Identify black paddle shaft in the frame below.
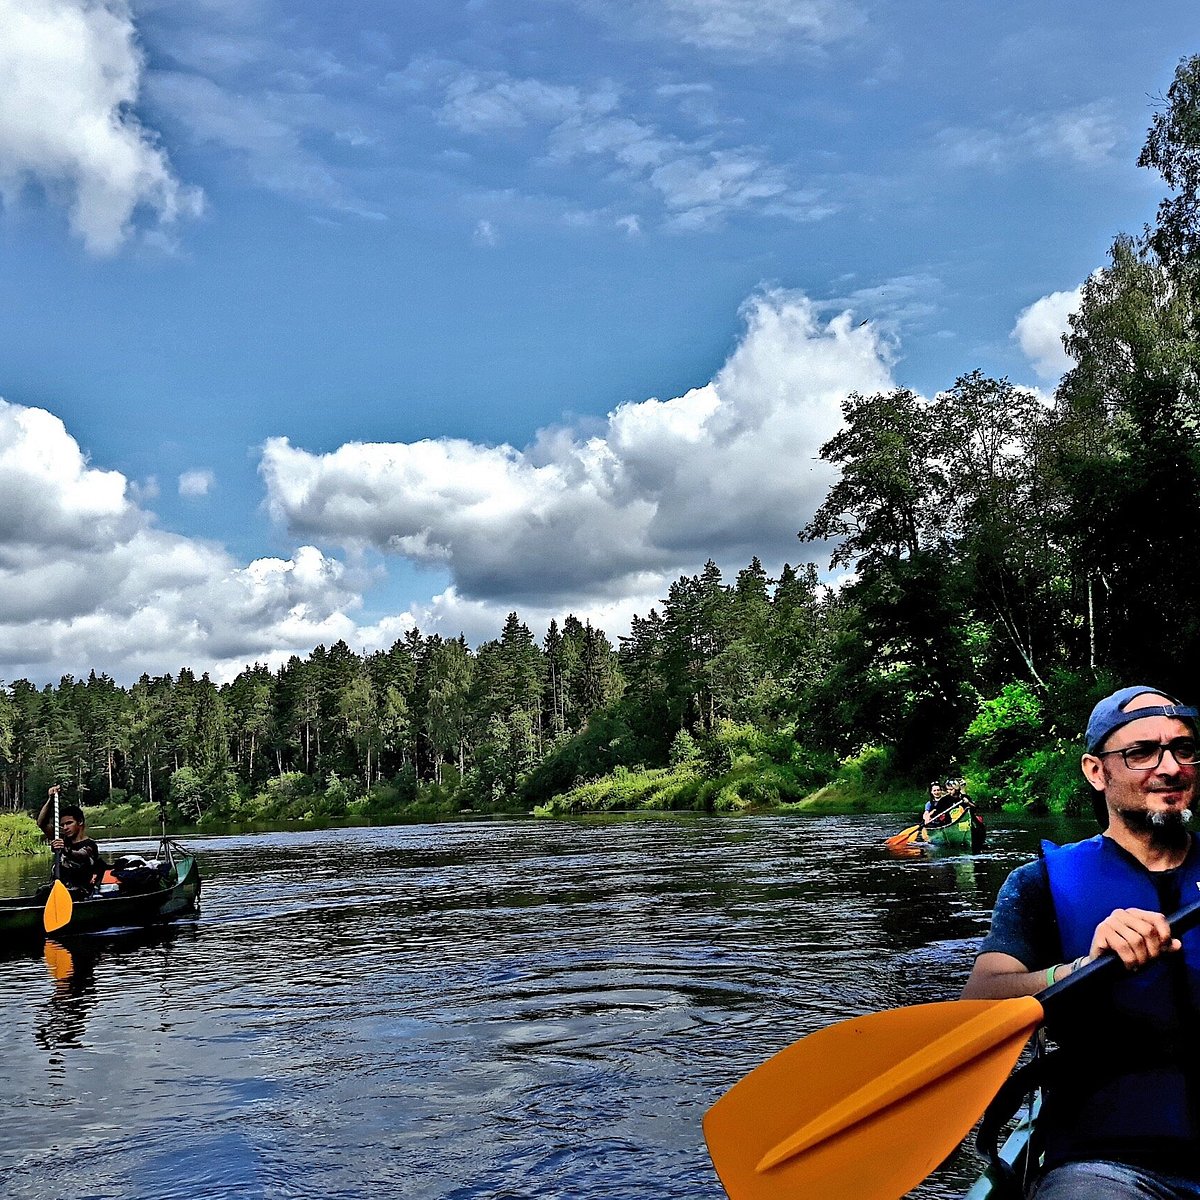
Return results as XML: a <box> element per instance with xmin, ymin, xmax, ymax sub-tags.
<box><xmin>1038</xmin><ymin>895</ymin><xmax>1200</xmax><ymax>1015</ymax></box>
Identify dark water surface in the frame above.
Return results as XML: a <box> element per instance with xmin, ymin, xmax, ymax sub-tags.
<box><xmin>0</xmin><ymin>813</ymin><xmax>1091</xmax><ymax>1199</ymax></box>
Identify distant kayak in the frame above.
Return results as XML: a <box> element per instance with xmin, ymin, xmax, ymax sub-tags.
<box><xmin>925</xmin><ymin>802</ymin><xmax>986</xmax><ymax>851</ymax></box>
<box><xmin>0</xmin><ymin>840</ymin><xmax>200</xmax><ymax>943</ymax></box>
<box><xmin>887</xmin><ymin>803</ymin><xmax>986</xmax><ymax>853</ymax></box>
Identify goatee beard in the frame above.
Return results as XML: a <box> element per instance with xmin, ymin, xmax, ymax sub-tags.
<box><xmin>1116</xmin><ymin>806</ymin><xmax>1193</xmax><ymax>847</ymax></box>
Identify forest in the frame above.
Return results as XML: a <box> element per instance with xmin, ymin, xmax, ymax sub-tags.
<box><xmin>3</xmin><ymin>55</ymin><xmax>1200</xmax><ymax>833</ymax></box>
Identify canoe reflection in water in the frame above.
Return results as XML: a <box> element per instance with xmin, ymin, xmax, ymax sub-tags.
<box><xmin>30</xmin><ymin>924</ymin><xmax>198</xmax><ymax>1068</ymax></box>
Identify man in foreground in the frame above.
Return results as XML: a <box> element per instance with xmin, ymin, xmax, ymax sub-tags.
<box><xmin>962</xmin><ymin>686</ymin><xmax>1200</xmax><ymax>1199</ymax></box>
<box><xmin>36</xmin><ymin>785</ymin><xmax>104</xmax><ymax>897</ymax></box>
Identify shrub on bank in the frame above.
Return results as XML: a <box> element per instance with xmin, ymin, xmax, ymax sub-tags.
<box><xmin>968</xmin><ymin>741</ymin><xmax>1094</xmax><ymax>819</ymax></box>
<box><xmin>791</xmin><ymin>745</ymin><xmax>928</xmax><ymax>815</ymax></box>
<box><xmin>536</xmin><ymin>724</ymin><xmax>831</xmax><ymax>815</ymax></box>
<box><xmin>0</xmin><ymin>812</ymin><xmax>46</xmax><ymax>856</ymax></box>
<box><xmin>535</xmin><ymin>762</ymin><xmax>704</xmax><ymax>815</ymax></box>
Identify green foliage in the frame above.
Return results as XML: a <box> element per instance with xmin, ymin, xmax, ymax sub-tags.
<box><xmin>540</xmin><ymin>721</ymin><xmax>830</xmax><ymax>816</ymax></box>
<box><xmin>536</xmin><ymin>762</ymin><xmax>703</xmax><ymax>815</ymax></box>
<box><xmin>170</xmin><ymin>763</ymin><xmax>239</xmax><ymax>826</ymax></box>
<box><xmin>89</xmin><ymin>800</ymin><xmax>162</xmax><ymax>834</ymax></box>
<box><xmin>0</xmin><ymin>812</ymin><xmax>45</xmax><ymax>856</ymax></box>
<box><xmin>1139</xmin><ymin>54</ymin><xmax>1200</xmax><ymax>266</ymax></box>
<box><xmin>263</xmin><ymin>771</ymin><xmax>317</xmax><ymax>806</ymax></box>
<box><xmin>969</xmin><ymin>742</ymin><xmax>1093</xmax><ymax>820</ymax></box>
<box><xmin>835</xmin><ymin>745</ymin><xmax>894</xmax><ymax>791</ymax></box>
<box><xmin>966</xmin><ymin>682</ymin><xmax>1044</xmax><ymax>764</ymax></box>
<box><xmin>669</xmin><ymin>728</ymin><xmax>701</xmax><ymax>766</ymax></box>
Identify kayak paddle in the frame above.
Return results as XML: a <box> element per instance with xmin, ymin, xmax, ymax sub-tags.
<box><xmin>43</xmin><ymin>787</ymin><xmax>72</xmax><ymax>935</ymax></box>
<box><xmin>703</xmin><ymin>894</ymin><xmax>1200</xmax><ymax>1200</ymax></box>
<box><xmin>884</xmin><ymin>824</ymin><xmax>921</xmax><ymax>848</ymax></box>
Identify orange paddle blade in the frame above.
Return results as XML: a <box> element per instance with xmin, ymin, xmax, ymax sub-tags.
<box><xmin>703</xmin><ymin>996</ymin><xmax>1044</xmax><ymax>1200</ymax></box>
<box><xmin>44</xmin><ymin>939</ymin><xmax>75</xmax><ymax>982</ymax></box>
<box><xmin>884</xmin><ymin>824</ymin><xmax>920</xmax><ymax>848</ymax></box>
<box><xmin>43</xmin><ymin>880</ymin><xmax>74</xmax><ymax>934</ymax></box>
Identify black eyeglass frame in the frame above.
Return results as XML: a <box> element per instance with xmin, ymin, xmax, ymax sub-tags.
<box><xmin>1092</xmin><ymin>738</ymin><xmax>1200</xmax><ymax>771</ymax></box>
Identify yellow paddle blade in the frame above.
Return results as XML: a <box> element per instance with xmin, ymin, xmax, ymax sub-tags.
<box><xmin>703</xmin><ymin>996</ymin><xmax>1044</xmax><ymax>1200</ymax></box>
<box><xmin>43</xmin><ymin>880</ymin><xmax>74</xmax><ymax>934</ymax></box>
<box><xmin>44</xmin><ymin>939</ymin><xmax>75</xmax><ymax>982</ymax></box>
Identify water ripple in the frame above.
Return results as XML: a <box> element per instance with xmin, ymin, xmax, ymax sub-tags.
<box><xmin>0</xmin><ymin>814</ymin><xmax>1074</xmax><ymax>1199</ymax></box>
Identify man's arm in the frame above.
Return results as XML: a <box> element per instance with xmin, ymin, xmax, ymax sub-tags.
<box><xmin>62</xmin><ymin>839</ymin><xmax>102</xmax><ymax>882</ymax></box>
<box><xmin>961</xmin><ymin>859</ymin><xmax>1064</xmax><ymax>999</ymax></box>
<box><xmin>962</xmin><ymin>950</ymin><xmax>1077</xmax><ymax>998</ymax></box>
<box><xmin>961</xmin><ymin>907</ymin><xmax>1180</xmax><ymax>999</ymax></box>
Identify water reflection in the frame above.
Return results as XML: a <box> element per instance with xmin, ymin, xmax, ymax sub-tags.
<box><xmin>23</xmin><ymin>926</ymin><xmax>199</xmax><ymax>1063</ymax></box>
<box><xmin>37</xmin><ymin>940</ymin><xmax>96</xmax><ymax>1058</ymax></box>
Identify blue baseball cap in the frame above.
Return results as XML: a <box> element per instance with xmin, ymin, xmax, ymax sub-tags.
<box><xmin>1084</xmin><ymin>686</ymin><xmax>1200</xmax><ymax>753</ymax></box>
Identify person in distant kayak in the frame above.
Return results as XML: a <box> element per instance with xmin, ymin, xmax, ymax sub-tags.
<box><xmin>962</xmin><ymin>685</ymin><xmax>1200</xmax><ymax>1199</ymax></box>
<box><xmin>37</xmin><ymin>786</ymin><xmax>104</xmax><ymax>897</ymax></box>
<box><xmin>922</xmin><ymin>780</ymin><xmax>961</xmax><ymax>826</ymax></box>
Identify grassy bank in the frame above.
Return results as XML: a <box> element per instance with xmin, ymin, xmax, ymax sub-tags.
<box><xmin>532</xmin><ymin>722</ymin><xmax>925</xmax><ymax>817</ymax></box>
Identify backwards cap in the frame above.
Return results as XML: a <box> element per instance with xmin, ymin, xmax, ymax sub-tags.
<box><xmin>1084</xmin><ymin>685</ymin><xmax>1200</xmax><ymax>753</ymax></box>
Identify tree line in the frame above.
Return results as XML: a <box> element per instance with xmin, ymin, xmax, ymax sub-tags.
<box><xmin>3</xmin><ymin>53</ymin><xmax>1200</xmax><ymax>825</ymax></box>
<box><xmin>0</xmin><ymin>563</ymin><xmax>832</xmax><ymax>822</ymax></box>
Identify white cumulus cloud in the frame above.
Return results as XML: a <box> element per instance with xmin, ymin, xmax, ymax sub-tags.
<box><xmin>0</xmin><ymin>292</ymin><xmax>911</xmax><ymax>680</ymax></box>
<box><xmin>0</xmin><ymin>397</ymin><xmax>378</xmax><ymax>683</ymax></box>
<box><xmin>179</xmin><ymin>468</ymin><xmax>215</xmax><ymax>498</ymax></box>
<box><xmin>1013</xmin><ymin>285</ymin><xmax>1083</xmax><ymax>380</ymax></box>
<box><xmin>0</xmin><ymin>0</ymin><xmax>202</xmax><ymax>254</ymax></box>
<box><xmin>260</xmin><ymin>290</ymin><xmax>897</xmax><ymax>612</ymax></box>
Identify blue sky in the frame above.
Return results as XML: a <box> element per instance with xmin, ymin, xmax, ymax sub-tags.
<box><xmin>0</xmin><ymin>0</ymin><xmax>1193</xmax><ymax>683</ymax></box>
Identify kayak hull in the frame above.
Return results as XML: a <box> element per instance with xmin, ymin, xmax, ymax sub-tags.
<box><xmin>0</xmin><ymin>847</ymin><xmax>200</xmax><ymax>944</ymax></box>
<box><xmin>962</xmin><ymin>1100</ymin><xmax>1038</xmax><ymax>1198</ymax></box>
<box><xmin>926</xmin><ymin>808</ymin><xmax>987</xmax><ymax>852</ymax></box>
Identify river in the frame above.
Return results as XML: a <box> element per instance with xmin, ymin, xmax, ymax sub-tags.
<box><xmin>0</xmin><ymin>812</ymin><xmax>1091</xmax><ymax>1199</ymax></box>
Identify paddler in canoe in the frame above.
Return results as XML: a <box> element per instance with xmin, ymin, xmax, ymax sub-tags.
<box><xmin>0</xmin><ymin>784</ymin><xmax>200</xmax><ymax>941</ymax></box>
<box><xmin>885</xmin><ymin>777</ymin><xmax>985</xmax><ymax>850</ymax></box>
<box><xmin>35</xmin><ymin>786</ymin><xmax>105</xmax><ymax>901</ymax></box>
<box><xmin>961</xmin><ymin>685</ymin><xmax>1200</xmax><ymax>1199</ymax></box>
<box><xmin>924</xmin><ymin>778</ymin><xmax>950</xmax><ymax>819</ymax></box>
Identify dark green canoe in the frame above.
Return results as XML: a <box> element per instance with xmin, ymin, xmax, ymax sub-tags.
<box><xmin>0</xmin><ymin>840</ymin><xmax>200</xmax><ymax>943</ymax></box>
<box><xmin>889</xmin><ymin>802</ymin><xmax>987</xmax><ymax>852</ymax></box>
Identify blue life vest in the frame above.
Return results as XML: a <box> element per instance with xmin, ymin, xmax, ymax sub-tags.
<box><xmin>1039</xmin><ymin>834</ymin><xmax>1200</xmax><ymax>1170</ymax></box>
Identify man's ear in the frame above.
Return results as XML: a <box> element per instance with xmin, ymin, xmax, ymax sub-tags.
<box><xmin>1081</xmin><ymin>753</ymin><xmax>1106</xmax><ymax>794</ymax></box>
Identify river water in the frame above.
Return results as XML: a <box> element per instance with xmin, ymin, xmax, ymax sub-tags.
<box><xmin>0</xmin><ymin>812</ymin><xmax>1090</xmax><ymax>1200</ymax></box>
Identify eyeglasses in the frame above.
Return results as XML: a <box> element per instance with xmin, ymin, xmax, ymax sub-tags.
<box><xmin>1093</xmin><ymin>738</ymin><xmax>1200</xmax><ymax>771</ymax></box>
